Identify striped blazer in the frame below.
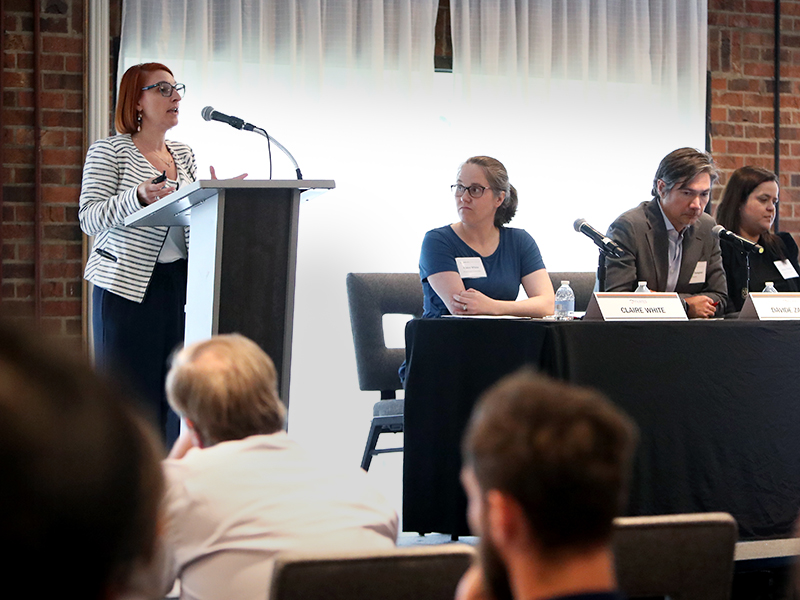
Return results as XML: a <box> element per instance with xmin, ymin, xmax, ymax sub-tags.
<box><xmin>79</xmin><ymin>134</ymin><xmax>197</xmax><ymax>303</ymax></box>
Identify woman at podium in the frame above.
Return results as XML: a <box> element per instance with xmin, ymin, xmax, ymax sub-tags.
<box><xmin>716</xmin><ymin>165</ymin><xmax>800</xmax><ymax>312</ymax></box>
<box><xmin>78</xmin><ymin>62</ymin><xmax>195</xmax><ymax>444</ymax></box>
<box><xmin>419</xmin><ymin>156</ymin><xmax>554</xmax><ymax>318</ymax></box>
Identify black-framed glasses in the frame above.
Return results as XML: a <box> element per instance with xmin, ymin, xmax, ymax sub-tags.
<box><xmin>141</xmin><ymin>81</ymin><xmax>186</xmax><ymax>98</ymax></box>
<box><xmin>451</xmin><ymin>183</ymin><xmax>490</xmax><ymax>198</ymax></box>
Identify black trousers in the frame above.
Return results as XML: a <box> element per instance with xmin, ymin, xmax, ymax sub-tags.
<box><xmin>92</xmin><ymin>259</ymin><xmax>187</xmax><ymax>446</ymax></box>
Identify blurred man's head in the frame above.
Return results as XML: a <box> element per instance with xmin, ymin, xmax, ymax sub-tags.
<box><xmin>166</xmin><ymin>334</ymin><xmax>286</xmax><ymax>447</ymax></box>
<box><xmin>461</xmin><ymin>370</ymin><xmax>637</xmax><ymax>600</ymax></box>
<box><xmin>0</xmin><ymin>320</ymin><xmax>164</xmax><ymax>599</ymax></box>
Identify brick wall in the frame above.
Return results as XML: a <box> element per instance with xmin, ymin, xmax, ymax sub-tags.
<box><xmin>708</xmin><ymin>0</ymin><xmax>800</xmax><ymax>239</ymax></box>
<box><xmin>2</xmin><ymin>0</ymin><xmax>84</xmax><ymax>340</ymax></box>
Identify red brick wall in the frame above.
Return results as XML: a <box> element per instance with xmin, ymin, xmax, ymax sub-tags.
<box><xmin>2</xmin><ymin>0</ymin><xmax>84</xmax><ymax>339</ymax></box>
<box><xmin>708</xmin><ymin>0</ymin><xmax>800</xmax><ymax>239</ymax></box>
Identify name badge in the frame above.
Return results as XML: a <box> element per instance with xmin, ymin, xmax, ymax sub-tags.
<box><xmin>688</xmin><ymin>261</ymin><xmax>707</xmax><ymax>285</ymax></box>
<box><xmin>584</xmin><ymin>292</ymin><xmax>688</xmax><ymax>321</ymax></box>
<box><xmin>455</xmin><ymin>257</ymin><xmax>487</xmax><ymax>279</ymax></box>
<box><xmin>774</xmin><ymin>260</ymin><xmax>799</xmax><ymax>280</ymax></box>
<box><xmin>740</xmin><ymin>292</ymin><xmax>800</xmax><ymax>320</ymax></box>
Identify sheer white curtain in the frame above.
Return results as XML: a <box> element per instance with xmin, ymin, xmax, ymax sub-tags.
<box><xmin>118</xmin><ymin>1</ymin><xmax>706</xmax><ymax>478</ymax></box>
<box><xmin>447</xmin><ymin>0</ymin><xmax>707</xmax><ymax>269</ymax></box>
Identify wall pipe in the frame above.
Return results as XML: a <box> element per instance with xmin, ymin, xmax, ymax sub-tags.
<box><xmin>774</xmin><ymin>0</ymin><xmax>781</xmax><ymax>232</ymax></box>
<box><xmin>34</xmin><ymin>0</ymin><xmax>43</xmax><ymax>321</ymax></box>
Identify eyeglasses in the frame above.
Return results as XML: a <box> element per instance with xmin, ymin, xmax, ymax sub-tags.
<box><xmin>141</xmin><ymin>81</ymin><xmax>186</xmax><ymax>98</ymax></box>
<box><xmin>451</xmin><ymin>183</ymin><xmax>491</xmax><ymax>198</ymax></box>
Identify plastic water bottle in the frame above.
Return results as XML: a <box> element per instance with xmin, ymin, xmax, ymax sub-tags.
<box><xmin>554</xmin><ymin>280</ymin><xmax>575</xmax><ymax>320</ymax></box>
<box><xmin>763</xmin><ymin>281</ymin><xmax>778</xmax><ymax>293</ymax></box>
<box><xmin>635</xmin><ymin>281</ymin><xmax>650</xmax><ymax>293</ymax></box>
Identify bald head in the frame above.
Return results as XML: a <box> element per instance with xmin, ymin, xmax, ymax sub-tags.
<box><xmin>166</xmin><ymin>334</ymin><xmax>286</xmax><ymax>446</ymax></box>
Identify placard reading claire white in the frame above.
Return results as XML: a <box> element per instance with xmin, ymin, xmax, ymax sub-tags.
<box><xmin>739</xmin><ymin>293</ymin><xmax>800</xmax><ymax>320</ymax></box>
<box><xmin>584</xmin><ymin>292</ymin><xmax>688</xmax><ymax>321</ymax></box>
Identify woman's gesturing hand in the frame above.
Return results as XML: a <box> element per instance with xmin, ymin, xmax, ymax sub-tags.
<box><xmin>137</xmin><ymin>177</ymin><xmax>176</xmax><ymax>206</ymax></box>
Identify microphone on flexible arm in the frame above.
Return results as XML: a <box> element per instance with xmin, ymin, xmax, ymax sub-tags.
<box><xmin>201</xmin><ymin>106</ymin><xmax>254</xmax><ymax>131</ymax></box>
<box><xmin>201</xmin><ymin>106</ymin><xmax>303</xmax><ymax>179</ymax></box>
<box><xmin>573</xmin><ymin>219</ymin><xmax>625</xmax><ymax>258</ymax></box>
<box><xmin>712</xmin><ymin>224</ymin><xmax>764</xmax><ymax>254</ymax></box>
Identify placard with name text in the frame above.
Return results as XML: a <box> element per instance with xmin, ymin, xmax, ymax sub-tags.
<box><xmin>584</xmin><ymin>292</ymin><xmax>688</xmax><ymax>321</ymax></box>
<box><xmin>739</xmin><ymin>292</ymin><xmax>800</xmax><ymax>320</ymax></box>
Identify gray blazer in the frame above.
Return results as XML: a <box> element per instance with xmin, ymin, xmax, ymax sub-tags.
<box><xmin>602</xmin><ymin>199</ymin><xmax>728</xmax><ymax>314</ymax></box>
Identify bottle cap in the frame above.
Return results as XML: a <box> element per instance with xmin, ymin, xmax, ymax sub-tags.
<box><xmin>638</xmin><ymin>281</ymin><xmax>647</xmax><ymax>286</ymax></box>
<box><xmin>561</xmin><ymin>280</ymin><xmax>569</xmax><ymax>285</ymax></box>
<box><xmin>766</xmin><ymin>282</ymin><xmax>774</xmax><ymax>286</ymax></box>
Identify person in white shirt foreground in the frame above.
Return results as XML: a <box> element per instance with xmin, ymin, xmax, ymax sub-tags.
<box><xmin>153</xmin><ymin>333</ymin><xmax>398</xmax><ymax>600</ymax></box>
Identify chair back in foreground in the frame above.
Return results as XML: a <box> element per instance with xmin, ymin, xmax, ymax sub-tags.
<box><xmin>268</xmin><ymin>545</ymin><xmax>475</xmax><ymax>600</ymax></box>
<box><xmin>612</xmin><ymin>512</ymin><xmax>737</xmax><ymax>600</ymax></box>
<box><xmin>346</xmin><ymin>273</ymin><xmax>423</xmax><ymax>470</ymax></box>
<box><xmin>548</xmin><ymin>271</ymin><xmax>596</xmax><ymax>312</ymax></box>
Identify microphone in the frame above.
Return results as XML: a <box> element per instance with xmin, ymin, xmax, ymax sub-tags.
<box><xmin>573</xmin><ymin>219</ymin><xmax>625</xmax><ymax>258</ymax></box>
<box><xmin>201</xmin><ymin>106</ymin><xmax>255</xmax><ymax>131</ymax></box>
<box><xmin>201</xmin><ymin>106</ymin><xmax>304</xmax><ymax>180</ymax></box>
<box><xmin>712</xmin><ymin>225</ymin><xmax>764</xmax><ymax>254</ymax></box>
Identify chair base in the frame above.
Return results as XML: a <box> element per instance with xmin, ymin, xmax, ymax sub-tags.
<box><xmin>361</xmin><ymin>414</ymin><xmax>403</xmax><ymax>471</ymax></box>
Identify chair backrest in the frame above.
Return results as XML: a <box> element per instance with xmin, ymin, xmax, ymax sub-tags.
<box><xmin>612</xmin><ymin>512</ymin><xmax>737</xmax><ymax>600</ymax></box>
<box><xmin>268</xmin><ymin>545</ymin><xmax>475</xmax><ymax>600</ymax></box>
<box><xmin>346</xmin><ymin>273</ymin><xmax>424</xmax><ymax>393</ymax></box>
<box><xmin>549</xmin><ymin>271</ymin><xmax>596</xmax><ymax>312</ymax></box>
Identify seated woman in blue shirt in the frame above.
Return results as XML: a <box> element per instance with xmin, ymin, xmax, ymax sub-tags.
<box><xmin>420</xmin><ymin>156</ymin><xmax>555</xmax><ymax>318</ymax></box>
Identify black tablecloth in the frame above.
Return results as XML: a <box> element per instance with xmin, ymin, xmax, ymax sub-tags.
<box><xmin>403</xmin><ymin>318</ymin><xmax>800</xmax><ymax>540</ymax></box>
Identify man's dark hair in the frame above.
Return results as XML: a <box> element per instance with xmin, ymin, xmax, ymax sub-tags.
<box><xmin>0</xmin><ymin>320</ymin><xmax>164</xmax><ymax>599</ymax></box>
<box><xmin>652</xmin><ymin>147</ymin><xmax>719</xmax><ymax>200</ymax></box>
<box><xmin>463</xmin><ymin>370</ymin><xmax>637</xmax><ymax>552</ymax></box>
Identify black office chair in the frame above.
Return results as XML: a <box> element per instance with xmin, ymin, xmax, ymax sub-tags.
<box><xmin>268</xmin><ymin>545</ymin><xmax>475</xmax><ymax>600</ymax></box>
<box><xmin>346</xmin><ymin>273</ymin><xmax>423</xmax><ymax>471</ymax></box>
<box><xmin>548</xmin><ymin>271</ymin><xmax>596</xmax><ymax>312</ymax></box>
<box><xmin>612</xmin><ymin>512</ymin><xmax>737</xmax><ymax>600</ymax></box>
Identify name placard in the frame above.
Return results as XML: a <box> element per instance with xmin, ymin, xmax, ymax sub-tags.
<box><xmin>739</xmin><ymin>292</ymin><xmax>800</xmax><ymax>320</ymax></box>
<box><xmin>584</xmin><ymin>292</ymin><xmax>688</xmax><ymax>321</ymax></box>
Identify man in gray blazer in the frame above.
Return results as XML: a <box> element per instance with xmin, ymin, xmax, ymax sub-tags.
<box><xmin>603</xmin><ymin>148</ymin><xmax>728</xmax><ymax>318</ymax></box>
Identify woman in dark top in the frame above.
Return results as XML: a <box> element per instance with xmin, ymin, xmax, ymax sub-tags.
<box><xmin>716</xmin><ymin>166</ymin><xmax>800</xmax><ymax>312</ymax></box>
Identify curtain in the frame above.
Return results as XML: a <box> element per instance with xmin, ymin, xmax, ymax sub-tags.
<box><xmin>120</xmin><ymin>1</ymin><xmax>437</xmax><ymax>91</ymax></box>
<box><xmin>450</xmin><ymin>0</ymin><xmax>705</xmax><ymax>112</ymax></box>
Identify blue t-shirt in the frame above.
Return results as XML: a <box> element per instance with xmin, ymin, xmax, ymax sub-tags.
<box><xmin>419</xmin><ymin>225</ymin><xmax>546</xmax><ymax>318</ymax></box>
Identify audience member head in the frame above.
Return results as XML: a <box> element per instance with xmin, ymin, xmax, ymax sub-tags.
<box><xmin>0</xmin><ymin>320</ymin><xmax>164</xmax><ymax>599</ymax></box>
<box><xmin>461</xmin><ymin>370</ymin><xmax>637</xmax><ymax>600</ymax></box>
<box><xmin>115</xmin><ymin>62</ymin><xmax>175</xmax><ymax>134</ymax></box>
<box><xmin>716</xmin><ymin>166</ymin><xmax>781</xmax><ymax>252</ymax></box>
<box><xmin>460</xmin><ymin>156</ymin><xmax>518</xmax><ymax>227</ymax></box>
<box><xmin>166</xmin><ymin>334</ymin><xmax>286</xmax><ymax>447</ymax></box>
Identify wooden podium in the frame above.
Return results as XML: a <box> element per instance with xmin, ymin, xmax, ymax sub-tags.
<box><xmin>125</xmin><ymin>179</ymin><xmax>335</xmax><ymax>404</ymax></box>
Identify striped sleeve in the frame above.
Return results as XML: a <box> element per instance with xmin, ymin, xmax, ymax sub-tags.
<box><xmin>78</xmin><ymin>138</ymin><xmax>148</xmax><ymax>236</ymax></box>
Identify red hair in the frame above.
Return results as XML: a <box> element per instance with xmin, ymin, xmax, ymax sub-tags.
<box><xmin>115</xmin><ymin>63</ymin><xmax>174</xmax><ymax>134</ymax></box>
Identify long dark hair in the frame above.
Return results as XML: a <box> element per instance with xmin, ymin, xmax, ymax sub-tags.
<box><xmin>716</xmin><ymin>166</ymin><xmax>784</xmax><ymax>259</ymax></box>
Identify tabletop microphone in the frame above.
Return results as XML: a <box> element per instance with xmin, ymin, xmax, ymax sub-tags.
<box><xmin>573</xmin><ymin>218</ymin><xmax>624</xmax><ymax>258</ymax></box>
<box><xmin>201</xmin><ymin>106</ymin><xmax>255</xmax><ymax>131</ymax></box>
<box><xmin>712</xmin><ymin>225</ymin><xmax>764</xmax><ymax>254</ymax></box>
